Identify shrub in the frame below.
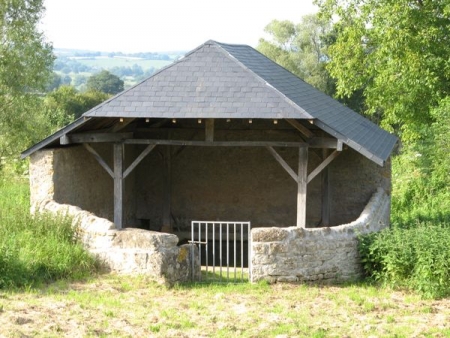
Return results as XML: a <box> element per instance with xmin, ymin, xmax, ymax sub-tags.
<box><xmin>359</xmin><ymin>222</ymin><xmax>450</xmax><ymax>299</ymax></box>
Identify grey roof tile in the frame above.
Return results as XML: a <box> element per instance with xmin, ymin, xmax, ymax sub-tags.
<box><xmin>23</xmin><ymin>40</ymin><xmax>397</xmax><ymax>165</ymax></box>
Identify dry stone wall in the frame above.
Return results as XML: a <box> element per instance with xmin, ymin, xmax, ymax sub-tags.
<box><xmin>251</xmin><ymin>188</ymin><xmax>390</xmax><ymax>283</ymax></box>
<box><xmin>32</xmin><ymin>199</ymin><xmax>200</xmax><ymax>285</ymax></box>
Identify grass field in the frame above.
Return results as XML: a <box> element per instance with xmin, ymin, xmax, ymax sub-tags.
<box><xmin>73</xmin><ymin>57</ymin><xmax>173</xmax><ymax>71</ymax></box>
<box><xmin>1</xmin><ymin>275</ymin><xmax>450</xmax><ymax>337</ymax></box>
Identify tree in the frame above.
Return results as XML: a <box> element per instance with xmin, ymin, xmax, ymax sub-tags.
<box><xmin>316</xmin><ymin>0</ymin><xmax>450</xmax><ymax>140</ymax></box>
<box><xmin>0</xmin><ymin>0</ymin><xmax>54</xmax><ymax>159</ymax></box>
<box><xmin>45</xmin><ymin>72</ymin><xmax>62</xmax><ymax>92</ymax></box>
<box><xmin>257</xmin><ymin>15</ymin><xmax>335</xmax><ymax>95</ymax></box>
<box><xmin>44</xmin><ymin>85</ymin><xmax>110</xmax><ymax>120</ymax></box>
<box><xmin>86</xmin><ymin>70</ymin><xmax>124</xmax><ymax>94</ymax></box>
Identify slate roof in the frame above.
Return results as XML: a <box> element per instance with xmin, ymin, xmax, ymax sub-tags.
<box><xmin>22</xmin><ymin>40</ymin><xmax>397</xmax><ymax>165</ymax></box>
<box><xmin>84</xmin><ymin>41</ymin><xmax>312</xmax><ymax>120</ymax></box>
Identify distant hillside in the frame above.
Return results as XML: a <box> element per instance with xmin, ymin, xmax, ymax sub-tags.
<box><xmin>52</xmin><ymin>48</ymin><xmax>185</xmax><ymax>90</ymax></box>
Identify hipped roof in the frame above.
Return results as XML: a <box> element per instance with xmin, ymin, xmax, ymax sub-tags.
<box><xmin>22</xmin><ymin>40</ymin><xmax>397</xmax><ymax>165</ymax></box>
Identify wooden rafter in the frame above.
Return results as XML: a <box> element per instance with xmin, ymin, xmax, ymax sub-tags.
<box><xmin>109</xmin><ymin>118</ymin><xmax>135</xmax><ymax>132</ymax></box>
<box><xmin>285</xmin><ymin>119</ymin><xmax>315</xmax><ymax>139</ymax></box>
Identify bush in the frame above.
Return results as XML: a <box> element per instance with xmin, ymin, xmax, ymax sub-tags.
<box><xmin>0</xmin><ymin>177</ymin><xmax>99</xmax><ymax>289</ymax></box>
<box><xmin>359</xmin><ymin>222</ymin><xmax>450</xmax><ymax>299</ymax></box>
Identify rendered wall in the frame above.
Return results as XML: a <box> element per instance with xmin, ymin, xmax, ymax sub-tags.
<box><xmin>250</xmin><ymin>188</ymin><xmax>390</xmax><ymax>283</ymax></box>
<box><xmin>30</xmin><ymin>146</ymin><xmax>136</xmax><ymax>226</ymax></box>
<box><xmin>134</xmin><ymin>142</ymin><xmax>391</xmax><ymax>231</ymax></box>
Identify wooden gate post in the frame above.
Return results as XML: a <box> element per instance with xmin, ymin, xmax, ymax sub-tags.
<box><xmin>114</xmin><ymin>143</ymin><xmax>124</xmax><ymax>229</ymax></box>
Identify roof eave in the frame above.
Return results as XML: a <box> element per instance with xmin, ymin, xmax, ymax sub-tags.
<box><xmin>313</xmin><ymin>119</ymin><xmax>396</xmax><ymax>167</ymax></box>
<box><xmin>20</xmin><ymin>117</ymin><xmax>92</xmax><ymax>159</ymax></box>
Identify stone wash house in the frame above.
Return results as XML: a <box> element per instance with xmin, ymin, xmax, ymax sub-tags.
<box><xmin>22</xmin><ymin>40</ymin><xmax>397</xmax><ymax>283</ymax></box>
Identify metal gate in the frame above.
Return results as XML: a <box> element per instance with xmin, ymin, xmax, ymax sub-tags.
<box><xmin>190</xmin><ymin>221</ymin><xmax>251</xmax><ymax>283</ymax></box>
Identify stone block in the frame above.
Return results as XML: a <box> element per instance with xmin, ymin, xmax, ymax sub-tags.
<box><xmin>252</xmin><ymin>227</ymin><xmax>290</xmax><ymax>242</ymax></box>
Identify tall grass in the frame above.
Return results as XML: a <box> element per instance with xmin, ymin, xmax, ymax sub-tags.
<box><xmin>0</xmin><ymin>176</ymin><xmax>99</xmax><ymax>289</ymax></box>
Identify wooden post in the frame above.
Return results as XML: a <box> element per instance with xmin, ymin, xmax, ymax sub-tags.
<box><xmin>205</xmin><ymin>119</ymin><xmax>214</xmax><ymax>142</ymax></box>
<box><xmin>321</xmin><ymin>149</ymin><xmax>330</xmax><ymax>226</ymax></box>
<box><xmin>161</xmin><ymin>145</ymin><xmax>172</xmax><ymax>233</ymax></box>
<box><xmin>297</xmin><ymin>146</ymin><xmax>308</xmax><ymax>228</ymax></box>
<box><xmin>113</xmin><ymin>143</ymin><xmax>124</xmax><ymax>229</ymax></box>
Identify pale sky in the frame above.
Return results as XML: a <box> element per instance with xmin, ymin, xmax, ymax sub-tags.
<box><xmin>41</xmin><ymin>0</ymin><xmax>317</xmax><ymax>53</ymax></box>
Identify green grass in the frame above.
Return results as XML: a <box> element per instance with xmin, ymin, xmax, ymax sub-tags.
<box><xmin>0</xmin><ymin>175</ymin><xmax>99</xmax><ymax>289</ymax></box>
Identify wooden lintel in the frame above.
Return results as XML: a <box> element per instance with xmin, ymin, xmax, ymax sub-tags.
<box><xmin>113</xmin><ymin>143</ymin><xmax>124</xmax><ymax>229</ymax></box>
<box><xmin>123</xmin><ymin>144</ymin><xmax>156</xmax><ymax>179</ymax></box>
<box><xmin>65</xmin><ymin>132</ymin><xmax>134</xmax><ymax>144</ymax></box>
<box><xmin>83</xmin><ymin>143</ymin><xmax>114</xmax><ymax>178</ymax></box>
<box><xmin>307</xmin><ymin>150</ymin><xmax>340</xmax><ymax>184</ymax></box>
<box><xmin>297</xmin><ymin>146</ymin><xmax>308</xmax><ymax>228</ymax></box>
<box><xmin>125</xmin><ymin>139</ymin><xmax>307</xmax><ymax>148</ymax></box>
<box><xmin>308</xmin><ymin>137</ymin><xmax>341</xmax><ymax>149</ymax></box>
<box><xmin>286</xmin><ymin>119</ymin><xmax>315</xmax><ymax>139</ymax></box>
<box><xmin>266</xmin><ymin>146</ymin><xmax>298</xmax><ymax>182</ymax></box>
<box><xmin>110</xmin><ymin>118</ymin><xmax>135</xmax><ymax>132</ymax></box>
<box><xmin>205</xmin><ymin>119</ymin><xmax>214</xmax><ymax>142</ymax></box>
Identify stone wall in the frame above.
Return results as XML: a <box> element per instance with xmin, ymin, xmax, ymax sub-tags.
<box><xmin>250</xmin><ymin>188</ymin><xmax>390</xmax><ymax>283</ymax></box>
<box><xmin>32</xmin><ymin>198</ymin><xmax>200</xmax><ymax>285</ymax></box>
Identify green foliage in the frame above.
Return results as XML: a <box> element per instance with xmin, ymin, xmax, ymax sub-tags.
<box><xmin>359</xmin><ymin>222</ymin><xmax>450</xmax><ymax>299</ymax></box>
<box><xmin>44</xmin><ymin>85</ymin><xmax>110</xmax><ymax>120</ymax></box>
<box><xmin>0</xmin><ymin>0</ymin><xmax>54</xmax><ymax>94</ymax></box>
<box><xmin>359</xmin><ymin>97</ymin><xmax>450</xmax><ymax>298</ymax></box>
<box><xmin>86</xmin><ymin>70</ymin><xmax>124</xmax><ymax>94</ymax></box>
<box><xmin>0</xmin><ymin>0</ymin><xmax>54</xmax><ymax>159</ymax></box>
<box><xmin>257</xmin><ymin>15</ymin><xmax>336</xmax><ymax>95</ymax></box>
<box><xmin>0</xmin><ymin>178</ymin><xmax>99</xmax><ymax>289</ymax></box>
<box><xmin>316</xmin><ymin>0</ymin><xmax>450</xmax><ymax>140</ymax></box>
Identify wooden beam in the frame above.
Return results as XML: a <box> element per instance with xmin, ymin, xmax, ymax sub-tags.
<box><xmin>205</xmin><ymin>119</ymin><xmax>214</xmax><ymax>142</ymax></box>
<box><xmin>123</xmin><ymin>144</ymin><xmax>156</xmax><ymax>179</ymax></box>
<box><xmin>321</xmin><ymin>149</ymin><xmax>330</xmax><ymax>227</ymax></box>
<box><xmin>83</xmin><ymin>143</ymin><xmax>114</xmax><ymax>178</ymax></box>
<box><xmin>110</xmin><ymin>118</ymin><xmax>135</xmax><ymax>132</ymax></box>
<box><xmin>297</xmin><ymin>146</ymin><xmax>308</xmax><ymax>228</ymax></box>
<box><xmin>113</xmin><ymin>143</ymin><xmax>124</xmax><ymax>229</ymax></box>
<box><xmin>286</xmin><ymin>119</ymin><xmax>315</xmax><ymax>139</ymax></box>
<box><xmin>64</xmin><ymin>132</ymin><xmax>133</xmax><ymax>144</ymax></box>
<box><xmin>125</xmin><ymin>139</ymin><xmax>307</xmax><ymax>148</ymax></box>
<box><xmin>266</xmin><ymin>146</ymin><xmax>298</xmax><ymax>182</ymax></box>
<box><xmin>308</xmin><ymin>137</ymin><xmax>340</xmax><ymax>149</ymax></box>
<box><xmin>307</xmin><ymin>150</ymin><xmax>340</xmax><ymax>184</ymax></box>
